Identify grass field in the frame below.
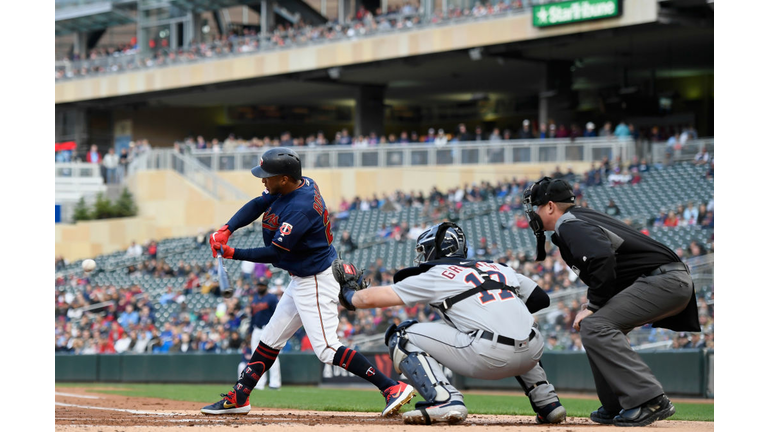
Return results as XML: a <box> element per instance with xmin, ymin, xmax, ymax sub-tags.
<box><xmin>57</xmin><ymin>383</ymin><xmax>714</xmax><ymax>422</ymax></box>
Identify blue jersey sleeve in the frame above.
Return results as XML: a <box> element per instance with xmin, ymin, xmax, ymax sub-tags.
<box><xmin>270</xmin><ymin>211</ymin><xmax>311</xmax><ymax>252</ymax></box>
<box><xmin>227</xmin><ymin>191</ymin><xmax>278</xmax><ymax>232</ymax></box>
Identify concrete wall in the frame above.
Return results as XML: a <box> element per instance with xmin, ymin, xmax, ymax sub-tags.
<box><xmin>55</xmin><ymin>170</ymin><xmax>244</xmax><ymax>261</ymax></box>
<box><xmin>55</xmin><ymin>162</ymin><xmax>590</xmax><ymax>261</ymax></box>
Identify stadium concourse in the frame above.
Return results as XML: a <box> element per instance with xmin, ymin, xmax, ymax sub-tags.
<box><xmin>55</xmin><ymin>157</ymin><xmax>714</xmax><ymax>357</ymax></box>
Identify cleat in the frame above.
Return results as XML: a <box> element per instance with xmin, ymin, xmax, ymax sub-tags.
<box><xmin>201</xmin><ymin>388</ymin><xmax>251</xmax><ymax>415</ymax></box>
<box><xmin>590</xmin><ymin>406</ymin><xmax>620</xmax><ymax>424</ymax></box>
<box><xmin>403</xmin><ymin>400</ymin><xmax>468</xmax><ymax>425</ymax></box>
<box><xmin>536</xmin><ymin>400</ymin><xmax>566</xmax><ymax>424</ymax></box>
<box><xmin>381</xmin><ymin>381</ymin><xmax>416</xmax><ymax>416</ymax></box>
<box><xmin>614</xmin><ymin>395</ymin><xmax>676</xmax><ymax>427</ymax></box>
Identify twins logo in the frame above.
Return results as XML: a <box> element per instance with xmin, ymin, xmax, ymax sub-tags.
<box><xmin>366</xmin><ymin>367</ymin><xmax>375</xmax><ymax>377</ymax></box>
<box><xmin>279</xmin><ymin>222</ymin><xmax>293</xmax><ymax>236</ymax></box>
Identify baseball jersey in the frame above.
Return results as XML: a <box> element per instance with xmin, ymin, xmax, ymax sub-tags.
<box><xmin>250</xmin><ymin>292</ymin><xmax>279</xmax><ymax>331</ymax></box>
<box><xmin>393</xmin><ymin>260</ymin><xmax>536</xmax><ymax>341</ymax></box>
<box><xmin>230</xmin><ymin>177</ymin><xmax>337</xmax><ymax>277</ymax></box>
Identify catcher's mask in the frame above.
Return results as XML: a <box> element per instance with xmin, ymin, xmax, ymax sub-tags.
<box><xmin>523</xmin><ymin>177</ymin><xmax>575</xmax><ymax>261</ymax></box>
<box><xmin>414</xmin><ymin>222</ymin><xmax>467</xmax><ymax>264</ymax></box>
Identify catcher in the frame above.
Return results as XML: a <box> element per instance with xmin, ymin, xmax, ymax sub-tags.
<box><xmin>332</xmin><ymin>222</ymin><xmax>566</xmax><ymax>425</ymax></box>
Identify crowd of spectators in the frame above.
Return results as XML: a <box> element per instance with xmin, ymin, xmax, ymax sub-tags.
<box><xmin>55</xmin><ymin>139</ymin><xmax>153</xmax><ymax>184</ymax></box>
<box><xmin>55</xmin><ymin>223</ymin><xmax>714</xmax><ymax>356</ymax></box>
<box><xmin>56</xmin><ymin>1</ymin><xmax>527</xmax><ymax>80</ymax></box>
<box><xmin>171</xmin><ymin>119</ymin><xmax>699</xmax><ymax>156</ymax></box>
<box><xmin>55</xmin><ymin>157</ymin><xmax>714</xmax><ymax>356</ymax></box>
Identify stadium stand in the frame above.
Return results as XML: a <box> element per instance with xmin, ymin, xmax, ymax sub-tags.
<box><xmin>55</xmin><ymin>159</ymin><xmax>714</xmax><ymax>356</ymax></box>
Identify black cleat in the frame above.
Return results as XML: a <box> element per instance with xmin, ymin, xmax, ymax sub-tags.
<box><xmin>536</xmin><ymin>400</ymin><xmax>566</xmax><ymax>424</ymax></box>
<box><xmin>590</xmin><ymin>406</ymin><xmax>620</xmax><ymax>424</ymax></box>
<box><xmin>614</xmin><ymin>395</ymin><xmax>676</xmax><ymax>427</ymax></box>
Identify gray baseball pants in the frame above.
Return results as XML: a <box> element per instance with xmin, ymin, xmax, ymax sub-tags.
<box><xmin>579</xmin><ymin>270</ymin><xmax>694</xmax><ymax>411</ymax></box>
<box><xmin>404</xmin><ymin>321</ymin><xmax>559</xmax><ymax>408</ymax></box>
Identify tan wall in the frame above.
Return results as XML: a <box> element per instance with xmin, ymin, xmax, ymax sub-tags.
<box><xmin>55</xmin><ymin>170</ymin><xmax>245</xmax><ymax>261</ymax></box>
<box><xmin>220</xmin><ymin>162</ymin><xmax>593</xmax><ymax>210</ymax></box>
<box><xmin>55</xmin><ymin>162</ymin><xmax>590</xmax><ymax>261</ymax></box>
<box><xmin>55</xmin><ymin>0</ymin><xmax>657</xmax><ymax>104</ymax></box>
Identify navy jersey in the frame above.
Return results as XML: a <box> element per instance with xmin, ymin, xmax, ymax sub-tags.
<box><xmin>250</xmin><ymin>292</ymin><xmax>279</xmax><ymax>330</ymax></box>
<box><xmin>227</xmin><ymin>177</ymin><xmax>337</xmax><ymax>276</ymax></box>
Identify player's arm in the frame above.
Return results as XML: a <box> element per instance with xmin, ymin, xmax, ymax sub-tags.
<box><xmin>229</xmin><ymin>244</ymin><xmax>284</xmax><ymax>264</ymax></box>
<box><xmin>210</xmin><ymin>192</ymin><xmax>277</xmax><ymax>258</ymax></box>
<box><xmin>516</xmin><ymin>274</ymin><xmax>550</xmax><ymax>314</ymax></box>
<box><xmin>352</xmin><ymin>285</ymin><xmax>405</xmax><ymax>309</ymax></box>
<box><xmin>226</xmin><ymin>192</ymin><xmax>278</xmax><ymax>232</ymax></box>
<box><xmin>559</xmin><ymin>221</ymin><xmax>618</xmax><ymax>311</ymax></box>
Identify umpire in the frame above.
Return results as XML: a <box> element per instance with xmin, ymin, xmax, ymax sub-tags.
<box><xmin>523</xmin><ymin>177</ymin><xmax>700</xmax><ymax>427</ymax></box>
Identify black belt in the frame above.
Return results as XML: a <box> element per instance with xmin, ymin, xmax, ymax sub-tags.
<box><xmin>649</xmin><ymin>262</ymin><xmax>690</xmax><ymax>276</ymax></box>
<box><xmin>477</xmin><ymin>329</ymin><xmax>536</xmax><ymax>347</ymax></box>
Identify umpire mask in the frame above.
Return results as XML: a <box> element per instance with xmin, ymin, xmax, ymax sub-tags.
<box><xmin>523</xmin><ymin>177</ymin><xmax>575</xmax><ymax>261</ymax></box>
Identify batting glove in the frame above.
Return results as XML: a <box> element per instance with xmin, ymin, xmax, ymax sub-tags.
<box><xmin>210</xmin><ymin>225</ymin><xmax>232</xmax><ymax>258</ymax></box>
<box><xmin>213</xmin><ymin>242</ymin><xmax>235</xmax><ymax>259</ymax></box>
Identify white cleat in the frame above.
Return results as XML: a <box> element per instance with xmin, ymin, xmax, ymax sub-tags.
<box><xmin>402</xmin><ymin>401</ymin><xmax>468</xmax><ymax>425</ymax></box>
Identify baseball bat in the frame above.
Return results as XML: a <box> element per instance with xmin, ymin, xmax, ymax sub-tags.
<box><xmin>217</xmin><ymin>249</ymin><xmax>234</xmax><ymax>299</ymax></box>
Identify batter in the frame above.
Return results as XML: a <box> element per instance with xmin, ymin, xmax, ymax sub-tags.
<box><xmin>201</xmin><ymin>147</ymin><xmax>415</xmax><ymax>416</ymax></box>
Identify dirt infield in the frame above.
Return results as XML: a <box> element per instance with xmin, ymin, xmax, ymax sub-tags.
<box><xmin>55</xmin><ymin>387</ymin><xmax>713</xmax><ymax>432</ymax></box>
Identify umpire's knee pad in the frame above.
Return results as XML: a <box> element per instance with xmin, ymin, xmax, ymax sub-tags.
<box><xmin>578</xmin><ymin>315</ymin><xmax>618</xmax><ymax>347</ymax></box>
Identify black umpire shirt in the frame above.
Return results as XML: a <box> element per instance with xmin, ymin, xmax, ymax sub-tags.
<box><xmin>551</xmin><ymin>206</ymin><xmax>699</xmax><ymax>331</ymax></box>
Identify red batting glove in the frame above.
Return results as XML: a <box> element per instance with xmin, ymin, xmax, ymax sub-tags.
<box><xmin>213</xmin><ymin>243</ymin><xmax>235</xmax><ymax>259</ymax></box>
<box><xmin>210</xmin><ymin>225</ymin><xmax>232</xmax><ymax>258</ymax></box>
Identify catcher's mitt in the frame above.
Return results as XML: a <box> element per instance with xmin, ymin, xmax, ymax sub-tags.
<box><xmin>332</xmin><ymin>258</ymin><xmax>369</xmax><ymax>311</ymax></box>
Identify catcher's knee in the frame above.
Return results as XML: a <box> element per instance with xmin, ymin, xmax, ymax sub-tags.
<box><xmin>385</xmin><ymin>319</ymin><xmax>418</xmax><ymax>372</ymax></box>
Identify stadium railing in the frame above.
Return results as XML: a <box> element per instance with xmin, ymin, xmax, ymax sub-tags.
<box><xmin>182</xmin><ymin>137</ymin><xmax>636</xmax><ymax>171</ymax></box>
<box><xmin>128</xmin><ymin>149</ymin><xmax>250</xmax><ymax>201</ymax></box>
<box><xmin>55</xmin><ymin>5</ymin><xmax>529</xmax><ymax>80</ymax></box>
<box><xmin>651</xmin><ymin>138</ymin><xmax>714</xmax><ymax>164</ymax></box>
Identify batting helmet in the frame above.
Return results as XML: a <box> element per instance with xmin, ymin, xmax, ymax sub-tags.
<box><xmin>414</xmin><ymin>222</ymin><xmax>467</xmax><ymax>263</ymax></box>
<box><xmin>251</xmin><ymin>147</ymin><xmax>302</xmax><ymax>180</ymax></box>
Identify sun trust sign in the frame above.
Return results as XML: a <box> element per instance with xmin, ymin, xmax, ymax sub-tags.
<box><xmin>533</xmin><ymin>0</ymin><xmax>622</xmax><ymax>28</ymax></box>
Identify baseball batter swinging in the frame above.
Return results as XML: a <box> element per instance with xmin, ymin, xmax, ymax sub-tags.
<box><xmin>333</xmin><ymin>222</ymin><xmax>567</xmax><ymax>425</ymax></box>
<box><xmin>201</xmin><ymin>147</ymin><xmax>415</xmax><ymax>415</ymax></box>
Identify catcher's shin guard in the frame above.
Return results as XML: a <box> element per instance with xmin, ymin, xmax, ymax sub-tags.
<box><xmin>399</xmin><ymin>352</ymin><xmax>454</xmax><ymax>405</ymax></box>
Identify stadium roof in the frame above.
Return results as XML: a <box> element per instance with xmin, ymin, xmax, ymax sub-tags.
<box><xmin>55</xmin><ymin>1</ymin><xmax>136</xmax><ymax>36</ymax></box>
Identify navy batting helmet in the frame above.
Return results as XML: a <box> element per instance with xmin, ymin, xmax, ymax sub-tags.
<box><xmin>251</xmin><ymin>147</ymin><xmax>302</xmax><ymax>180</ymax></box>
<box><xmin>415</xmin><ymin>222</ymin><xmax>467</xmax><ymax>263</ymax></box>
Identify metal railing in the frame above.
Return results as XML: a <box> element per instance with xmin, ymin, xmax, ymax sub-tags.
<box><xmin>186</xmin><ymin>137</ymin><xmax>635</xmax><ymax>171</ymax></box>
<box><xmin>55</xmin><ymin>161</ymin><xmax>103</xmax><ymax>178</ymax></box>
<box><xmin>651</xmin><ymin>138</ymin><xmax>714</xmax><ymax>165</ymax></box>
<box><xmin>55</xmin><ymin>4</ymin><xmax>532</xmax><ymax>80</ymax></box>
<box><xmin>128</xmin><ymin>149</ymin><xmax>250</xmax><ymax>201</ymax></box>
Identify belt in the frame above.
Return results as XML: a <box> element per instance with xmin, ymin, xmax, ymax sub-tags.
<box><xmin>649</xmin><ymin>262</ymin><xmax>690</xmax><ymax>276</ymax></box>
<box><xmin>477</xmin><ymin>329</ymin><xmax>536</xmax><ymax>347</ymax></box>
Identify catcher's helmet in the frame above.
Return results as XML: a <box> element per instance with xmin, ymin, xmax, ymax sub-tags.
<box><xmin>415</xmin><ymin>222</ymin><xmax>467</xmax><ymax>263</ymax></box>
<box><xmin>251</xmin><ymin>147</ymin><xmax>302</xmax><ymax>180</ymax></box>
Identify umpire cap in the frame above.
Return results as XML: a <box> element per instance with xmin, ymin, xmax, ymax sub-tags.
<box><xmin>526</xmin><ymin>177</ymin><xmax>575</xmax><ymax>206</ymax></box>
<box><xmin>251</xmin><ymin>147</ymin><xmax>302</xmax><ymax>180</ymax></box>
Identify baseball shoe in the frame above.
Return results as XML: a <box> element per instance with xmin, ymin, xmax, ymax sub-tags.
<box><xmin>613</xmin><ymin>395</ymin><xmax>676</xmax><ymax>427</ymax></box>
<box><xmin>402</xmin><ymin>400</ymin><xmax>468</xmax><ymax>425</ymax></box>
<box><xmin>535</xmin><ymin>400</ymin><xmax>566</xmax><ymax>424</ymax></box>
<box><xmin>200</xmin><ymin>386</ymin><xmax>251</xmax><ymax>415</ymax></box>
<box><xmin>381</xmin><ymin>381</ymin><xmax>416</xmax><ymax>416</ymax></box>
<box><xmin>590</xmin><ymin>406</ymin><xmax>620</xmax><ymax>425</ymax></box>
